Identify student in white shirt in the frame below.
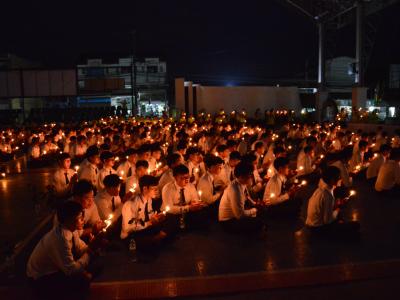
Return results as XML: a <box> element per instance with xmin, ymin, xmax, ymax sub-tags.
<box><xmin>78</xmin><ymin>145</ymin><xmax>100</xmax><ymax>191</ymax></box>
<box><xmin>186</xmin><ymin>147</ymin><xmax>205</xmax><ymax>185</ymax></box>
<box><xmin>50</xmin><ymin>153</ymin><xmax>78</xmax><ymax>199</ymax></box>
<box><xmin>263</xmin><ymin>157</ymin><xmax>302</xmax><ymax>218</ymax></box>
<box><xmin>349</xmin><ymin>140</ymin><xmax>368</xmax><ymax>172</ymax></box>
<box><xmin>305</xmin><ymin>166</ymin><xmax>360</xmax><ymax>238</ymax></box>
<box><xmin>116</xmin><ymin>148</ymin><xmax>137</xmax><ymax>181</ymax></box>
<box><xmin>224</xmin><ymin>151</ymin><xmax>242</xmax><ymax>184</ymax></box>
<box><xmin>95</xmin><ymin>174</ymin><xmax>132</xmax><ymax>236</ymax></box>
<box><xmin>27</xmin><ymin>201</ymin><xmax>104</xmax><ymax>299</ymax></box>
<box><xmin>97</xmin><ymin>151</ymin><xmax>117</xmax><ymax>191</ymax></box>
<box><xmin>121</xmin><ymin>175</ymin><xmax>173</xmax><ymax>250</ymax></box>
<box><xmin>375</xmin><ymin>148</ymin><xmax>400</xmax><ymax>192</ymax></box>
<box><xmin>161</xmin><ymin>164</ymin><xmax>207</xmax><ymax>230</ymax></box>
<box><xmin>158</xmin><ymin>153</ymin><xmax>182</xmax><ymax>193</ymax></box>
<box><xmin>366</xmin><ymin>144</ymin><xmax>391</xmax><ymax>180</ymax></box>
<box><xmin>297</xmin><ymin>146</ymin><xmax>315</xmax><ymax>176</ymax></box>
<box><xmin>218</xmin><ymin>161</ymin><xmax>265</xmax><ymax>234</ymax></box>
<box><xmin>329</xmin><ymin>149</ymin><xmax>353</xmax><ymax>188</ymax></box>
<box><xmin>125</xmin><ymin>160</ymin><xmax>149</xmax><ymax>195</ymax></box>
<box><xmin>71</xmin><ymin>180</ymin><xmax>105</xmax><ymax>237</ymax></box>
<box><xmin>148</xmin><ymin>145</ymin><xmax>163</xmax><ymax>176</ymax></box>
<box><xmin>254</xmin><ymin>141</ymin><xmax>265</xmax><ymax>172</ymax></box>
<box><xmin>198</xmin><ymin>155</ymin><xmax>225</xmax><ymax>211</ymax></box>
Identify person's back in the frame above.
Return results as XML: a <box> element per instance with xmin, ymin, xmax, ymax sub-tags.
<box><xmin>375</xmin><ymin>160</ymin><xmax>400</xmax><ymax>191</ymax></box>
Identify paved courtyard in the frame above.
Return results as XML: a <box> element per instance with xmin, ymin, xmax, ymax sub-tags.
<box><xmin>1</xmin><ymin>157</ymin><xmax>400</xmax><ymax>299</ymax></box>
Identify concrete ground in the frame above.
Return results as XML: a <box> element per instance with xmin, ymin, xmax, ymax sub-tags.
<box><xmin>1</xmin><ymin>157</ymin><xmax>400</xmax><ymax>299</ymax></box>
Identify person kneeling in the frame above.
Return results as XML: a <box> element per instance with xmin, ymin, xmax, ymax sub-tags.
<box><xmin>27</xmin><ymin>201</ymin><xmax>104</xmax><ymax>299</ymax></box>
<box><xmin>218</xmin><ymin>161</ymin><xmax>265</xmax><ymax>234</ymax></box>
<box><xmin>305</xmin><ymin>166</ymin><xmax>360</xmax><ymax>239</ymax></box>
<box><xmin>263</xmin><ymin>157</ymin><xmax>302</xmax><ymax>219</ymax></box>
<box><xmin>161</xmin><ymin>164</ymin><xmax>207</xmax><ymax>230</ymax></box>
<box><xmin>121</xmin><ymin>175</ymin><xmax>172</xmax><ymax>250</ymax></box>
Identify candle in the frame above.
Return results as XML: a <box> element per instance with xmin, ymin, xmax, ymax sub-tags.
<box><xmin>349</xmin><ymin>190</ymin><xmax>356</xmax><ymax>196</ymax></box>
<box><xmin>270</xmin><ymin>193</ymin><xmax>275</xmax><ymax>199</ymax></box>
<box><xmin>102</xmin><ymin>214</ymin><xmax>114</xmax><ymax>232</ymax></box>
<box><xmin>163</xmin><ymin>205</ymin><xmax>171</xmax><ymax>215</ymax></box>
<box><xmin>115</xmin><ymin>156</ymin><xmax>120</xmax><ymax>162</ymax></box>
<box><xmin>198</xmin><ymin>190</ymin><xmax>202</xmax><ymax>198</ymax></box>
<box><xmin>147</xmin><ymin>169</ymin><xmax>151</xmax><ymax>175</ymax></box>
<box><xmin>301</xmin><ymin>180</ymin><xmax>307</xmax><ymax>186</ymax></box>
<box><xmin>194</xmin><ymin>167</ymin><xmax>199</xmax><ymax>174</ymax></box>
<box><xmin>74</xmin><ymin>166</ymin><xmax>79</xmax><ymax>173</ymax></box>
<box><xmin>129</xmin><ymin>183</ymin><xmax>137</xmax><ymax>193</ymax></box>
<box><xmin>320</xmin><ymin>154</ymin><xmax>324</xmax><ymax>159</ymax></box>
<box><xmin>1</xmin><ymin>173</ymin><xmax>5</xmax><ymax>178</ymax></box>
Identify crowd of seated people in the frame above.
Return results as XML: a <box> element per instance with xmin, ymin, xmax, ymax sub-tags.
<box><xmin>1</xmin><ymin>109</ymin><xmax>400</xmax><ymax>298</ymax></box>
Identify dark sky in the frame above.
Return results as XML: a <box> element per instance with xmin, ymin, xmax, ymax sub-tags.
<box><xmin>1</xmin><ymin>0</ymin><xmax>399</xmax><ymax>85</ymax></box>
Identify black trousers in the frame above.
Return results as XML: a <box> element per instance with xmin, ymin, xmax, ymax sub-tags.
<box><xmin>125</xmin><ymin>219</ymin><xmax>178</xmax><ymax>250</ymax></box>
<box><xmin>267</xmin><ymin>198</ymin><xmax>302</xmax><ymax>219</ymax></box>
<box><xmin>308</xmin><ymin>220</ymin><xmax>360</xmax><ymax>239</ymax></box>
<box><xmin>29</xmin><ymin>272</ymin><xmax>90</xmax><ymax>300</ymax></box>
<box><xmin>219</xmin><ymin>217</ymin><xmax>264</xmax><ymax>234</ymax></box>
<box><xmin>167</xmin><ymin>209</ymin><xmax>211</xmax><ymax>231</ymax></box>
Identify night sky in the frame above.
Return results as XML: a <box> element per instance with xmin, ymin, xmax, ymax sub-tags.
<box><xmin>1</xmin><ymin>0</ymin><xmax>399</xmax><ymax>86</ymax></box>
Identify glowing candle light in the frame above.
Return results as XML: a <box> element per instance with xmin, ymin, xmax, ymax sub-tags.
<box><xmin>270</xmin><ymin>193</ymin><xmax>275</xmax><ymax>198</ymax></box>
<box><xmin>349</xmin><ymin>190</ymin><xmax>356</xmax><ymax>197</ymax></box>
<box><xmin>163</xmin><ymin>205</ymin><xmax>171</xmax><ymax>215</ymax></box>
<box><xmin>147</xmin><ymin>169</ymin><xmax>151</xmax><ymax>175</ymax></box>
<box><xmin>320</xmin><ymin>154</ymin><xmax>324</xmax><ymax>159</ymax></box>
<box><xmin>74</xmin><ymin>166</ymin><xmax>79</xmax><ymax>173</ymax></box>
<box><xmin>198</xmin><ymin>190</ymin><xmax>202</xmax><ymax>198</ymax></box>
<box><xmin>1</xmin><ymin>173</ymin><xmax>5</xmax><ymax>178</ymax></box>
<box><xmin>115</xmin><ymin>156</ymin><xmax>120</xmax><ymax>162</ymax></box>
<box><xmin>301</xmin><ymin>180</ymin><xmax>307</xmax><ymax>186</ymax></box>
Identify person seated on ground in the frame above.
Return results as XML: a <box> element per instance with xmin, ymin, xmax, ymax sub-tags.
<box><xmin>116</xmin><ymin>148</ymin><xmax>137</xmax><ymax>181</ymax></box>
<box><xmin>198</xmin><ymin>154</ymin><xmax>225</xmax><ymax>210</ymax></box>
<box><xmin>161</xmin><ymin>164</ymin><xmax>206</xmax><ymax>230</ymax></box>
<box><xmin>186</xmin><ymin>146</ymin><xmax>205</xmax><ymax>184</ymax></box>
<box><xmin>158</xmin><ymin>153</ymin><xmax>182</xmax><ymax>193</ymax></box>
<box><xmin>175</xmin><ymin>141</ymin><xmax>187</xmax><ymax>162</ymax></box>
<box><xmin>148</xmin><ymin>144</ymin><xmax>164</xmax><ymax>176</ymax></box>
<box><xmin>121</xmin><ymin>175</ymin><xmax>171</xmax><ymax>250</ymax></box>
<box><xmin>254</xmin><ymin>141</ymin><xmax>265</xmax><ymax>173</ymax></box>
<box><xmin>349</xmin><ymin>140</ymin><xmax>368</xmax><ymax>172</ymax></box>
<box><xmin>95</xmin><ymin>174</ymin><xmax>132</xmax><ymax>235</ymax></box>
<box><xmin>218</xmin><ymin>161</ymin><xmax>265</xmax><ymax>234</ymax></box>
<box><xmin>78</xmin><ymin>145</ymin><xmax>100</xmax><ymax>191</ymax></box>
<box><xmin>224</xmin><ymin>151</ymin><xmax>242</xmax><ymax>183</ymax></box>
<box><xmin>125</xmin><ymin>160</ymin><xmax>149</xmax><ymax>195</ymax></box>
<box><xmin>329</xmin><ymin>148</ymin><xmax>353</xmax><ymax>187</ymax></box>
<box><xmin>296</xmin><ymin>145</ymin><xmax>315</xmax><ymax>176</ymax></box>
<box><xmin>242</xmin><ymin>153</ymin><xmax>264</xmax><ymax>197</ymax></box>
<box><xmin>50</xmin><ymin>153</ymin><xmax>78</xmax><ymax>199</ymax></box>
<box><xmin>214</xmin><ymin>144</ymin><xmax>230</xmax><ymax>186</ymax></box>
<box><xmin>97</xmin><ymin>151</ymin><xmax>117</xmax><ymax>191</ymax></box>
<box><xmin>375</xmin><ymin>148</ymin><xmax>400</xmax><ymax>193</ymax></box>
<box><xmin>29</xmin><ymin>137</ymin><xmax>41</xmax><ymax>160</ymax></box>
<box><xmin>305</xmin><ymin>166</ymin><xmax>360</xmax><ymax>238</ymax></box>
<box><xmin>27</xmin><ymin>201</ymin><xmax>104</xmax><ymax>300</ymax></box>
<box><xmin>41</xmin><ymin>135</ymin><xmax>58</xmax><ymax>155</ymax></box>
<box><xmin>265</xmin><ymin>146</ymin><xmax>286</xmax><ymax>179</ymax></box>
<box><xmin>263</xmin><ymin>157</ymin><xmax>302</xmax><ymax>218</ymax></box>
<box><xmin>73</xmin><ymin>135</ymin><xmax>88</xmax><ymax>159</ymax></box>
<box><xmin>366</xmin><ymin>144</ymin><xmax>391</xmax><ymax>181</ymax></box>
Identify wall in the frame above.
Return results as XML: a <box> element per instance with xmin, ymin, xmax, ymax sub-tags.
<box><xmin>196</xmin><ymin>86</ymin><xmax>301</xmax><ymax>115</ymax></box>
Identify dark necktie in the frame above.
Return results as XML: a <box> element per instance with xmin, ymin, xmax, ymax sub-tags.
<box><xmin>109</xmin><ymin>170</ymin><xmax>112</xmax><ymax>175</ymax></box>
<box><xmin>127</xmin><ymin>167</ymin><xmax>132</xmax><ymax>177</ymax></box>
<box><xmin>71</xmin><ymin>235</ymin><xmax>78</xmax><ymax>260</ymax></box>
<box><xmin>144</xmin><ymin>202</ymin><xmax>150</xmax><ymax>222</ymax></box>
<box><xmin>64</xmin><ymin>173</ymin><xmax>69</xmax><ymax>185</ymax></box>
<box><xmin>95</xmin><ymin>168</ymin><xmax>98</xmax><ymax>174</ymax></box>
<box><xmin>111</xmin><ymin>196</ymin><xmax>116</xmax><ymax>211</ymax></box>
<box><xmin>258</xmin><ymin>155</ymin><xmax>263</xmax><ymax>167</ymax></box>
<box><xmin>212</xmin><ymin>181</ymin><xmax>217</xmax><ymax>195</ymax></box>
<box><xmin>230</xmin><ymin>170</ymin><xmax>234</xmax><ymax>181</ymax></box>
<box><xmin>179</xmin><ymin>188</ymin><xmax>186</xmax><ymax>206</ymax></box>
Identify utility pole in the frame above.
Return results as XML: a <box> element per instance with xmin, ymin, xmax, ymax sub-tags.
<box><xmin>131</xmin><ymin>30</ymin><xmax>138</xmax><ymax>116</ymax></box>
